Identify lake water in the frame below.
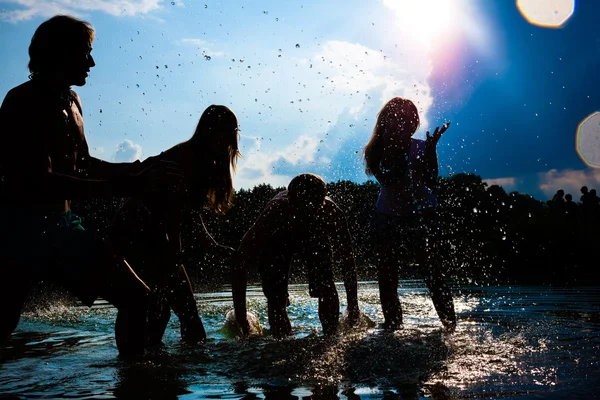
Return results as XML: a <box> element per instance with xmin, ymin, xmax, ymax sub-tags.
<box><xmin>1</xmin><ymin>282</ymin><xmax>599</xmax><ymax>399</ymax></box>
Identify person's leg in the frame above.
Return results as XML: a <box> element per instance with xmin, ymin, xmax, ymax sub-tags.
<box><xmin>99</xmin><ymin>256</ymin><xmax>150</xmax><ymax>356</ymax></box>
<box><xmin>318</xmin><ymin>288</ymin><xmax>340</xmax><ymax>335</ymax></box>
<box><xmin>145</xmin><ymin>288</ymin><xmax>172</xmax><ymax>347</ymax></box>
<box><xmin>166</xmin><ymin>266</ymin><xmax>206</xmax><ymax>344</ymax></box>
<box><xmin>259</xmin><ymin>247</ymin><xmax>293</xmax><ymax>338</ymax></box>
<box><xmin>417</xmin><ymin>219</ymin><xmax>456</xmax><ymax>330</ymax></box>
<box><xmin>0</xmin><ymin>259</ymin><xmax>31</xmax><ymax>344</ymax></box>
<box><xmin>54</xmin><ymin>229</ymin><xmax>150</xmax><ymax>356</ymax></box>
<box><xmin>304</xmin><ymin>239</ymin><xmax>340</xmax><ymax>335</ymax></box>
<box><xmin>376</xmin><ymin>243</ymin><xmax>403</xmax><ymax>329</ymax></box>
<box><xmin>267</xmin><ymin>296</ymin><xmax>292</xmax><ymax>338</ymax></box>
<box><xmin>420</xmin><ymin>255</ymin><xmax>456</xmax><ymax>330</ymax></box>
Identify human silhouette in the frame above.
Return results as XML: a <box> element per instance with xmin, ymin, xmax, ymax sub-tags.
<box><xmin>111</xmin><ymin>105</ymin><xmax>240</xmax><ymax>346</ymax></box>
<box><xmin>564</xmin><ymin>193</ymin><xmax>577</xmax><ymax>218</ymax></box>
<box><xmin>0</xmin><ymin>15</ymin><xmax>183</xmax><ymax>356</ymax></box>
<box><xmin>362</xmin><ymin>96</ymin><xmax>456</xmax><ymax>330</ymax></box>
<box><xmin>551</xmin><ymin>189</ymin><xmax>565</xmax><ymax>212</ymax></box>
<box><xmin>232</xmin><ymin>173</ymin><xmax>362</xmax><ymax>337</ymax></box>
<box><xmin>580</xmin><ymin>186</ymin><xmax>590</xmax><ymax>204</ymax></box>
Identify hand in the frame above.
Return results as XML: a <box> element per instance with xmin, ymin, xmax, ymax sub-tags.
<box><xmin>134</xmin><ymin>160</ymin><xmax>185</xmax><ymax>194</ymax></box>
<box><xmin>425</xmin><ymin>121</ymin><xmax>451</xmax><ymax>150</ymax></box>
<box><xmin>346</xmin><ymin>306</ymin><xmax>362</xmax><ymax>327</ymax></box>
<box><xmin>238</xmin><ymin>317</ymin><xmax>250</xmax><ymax>338</ymax></box>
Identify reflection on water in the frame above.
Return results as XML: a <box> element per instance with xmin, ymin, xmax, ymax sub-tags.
<box><xmin>1</xmin><ymin>282</ymin><xmax>600</xmax><ymax>399</ymax></box>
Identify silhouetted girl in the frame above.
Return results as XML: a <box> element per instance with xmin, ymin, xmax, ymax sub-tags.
<box><xmin>111</xmin><ymin>104</ymin><xmax>241</xmax><ymax>345</ymax></box>
<box><xmin>363</xmin><ymin>97</ymin><xmax>456</xmax><ymax>330</ymax></box>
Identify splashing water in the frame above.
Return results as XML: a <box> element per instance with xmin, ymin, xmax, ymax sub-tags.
<box><xmin>1</xmin><ymin>282</ymin><xmax>599</xmax><ymax>398</ymax></box>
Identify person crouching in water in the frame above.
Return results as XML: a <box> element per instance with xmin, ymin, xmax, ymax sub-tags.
<box><xmin>231</xmin><ymin>173</ymin><xmax>362</xmax><ymax>338</ymax></box>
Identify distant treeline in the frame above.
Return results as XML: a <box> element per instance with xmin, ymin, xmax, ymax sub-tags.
<box><xmin>73</xmin><ymin>173</ymin><xmax>600</xmax><ymax>289</ymax></box>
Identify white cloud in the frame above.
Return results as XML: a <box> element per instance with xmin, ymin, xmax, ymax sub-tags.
<box><xmin>221</xmin><ymin>36</ymin><xmax>438</xmax><ymax>188</ymax></box>
<box><xmin>234</xmin><ymin>134</ymin><xmax>325</xmax><ymax>189</ymax></box>
<box><xmin>113</xmin><ymin>139</ymin><xmax>142</xmax><ymax>162</ymax></box>
<box><xmin>538</xmin><ymin>168</ymin><xmax>600</xmax><ymax>198</ymax></box>
<box><xmin>484</xmin><ymin>177</ymin><xmax>517</xmax><ymax>191</ymax></box>
<box><xmin>0</xmin><ymin>0</ymin><xmax>163</xmax><ymax>23</ymax></box>
<box><xmin>177</xmin><ymin>38</ymin><xmax>225</xmax><ymax>58</ymax></box>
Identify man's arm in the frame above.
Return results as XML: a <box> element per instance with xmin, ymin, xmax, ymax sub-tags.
<box><xmin>327</xmin><ymin>202</ymin><xmax>361</xmax><ymax>322</ymax></box>
<box><xmin>0</xmin><ymin>92</ymin><xmax>173</xmax><ymax>200</ymax></box>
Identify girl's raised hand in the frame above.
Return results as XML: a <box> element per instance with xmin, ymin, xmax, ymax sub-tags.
<box><xmin>426</xmin><ymin>121</ymin><xmax>451</xmax><ymax>148</ymax></box>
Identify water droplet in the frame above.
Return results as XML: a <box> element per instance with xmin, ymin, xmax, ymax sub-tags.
<box><xmin>204</xmin><ymin>55</ymin><xmax>212</xmax><ymax>61</ymax></box>
<box><xmin>295</xmin><ymin>44</ymin><xmax>300</xmax><ymax>48</ymax></box>
<box><xmin>171</xmin><ymin>1</ymin><xmax>175</xmax><ymax>4</ymax></box>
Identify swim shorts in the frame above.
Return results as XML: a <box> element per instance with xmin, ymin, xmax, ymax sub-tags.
<box><xmin>258</xmin><ymin>233</ymin><xmax>335</xmax><ymax>304</ymax></box>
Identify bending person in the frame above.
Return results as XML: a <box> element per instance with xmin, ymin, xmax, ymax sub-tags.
<box><xmin>0</xmin><ymin>15</ymin><xmax>182</xmax><ymax>355</ymax></box>
<box><xmin>111</xmin><ymin>104</ymin><xmax>240</xmax><ymax>346</ymax></box>
<box><xmin>232</xmin><ymin>173</ymin><xmax>362</xmax><ymax>338</ymax></box>
<box><xmin>362</xmin><ymin>96</ymin><xmax>456</xmax><ymax>330</ymax></box>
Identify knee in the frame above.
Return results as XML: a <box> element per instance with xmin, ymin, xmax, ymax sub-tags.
<box><xmin>268</xmin><ymin>297</ymin><xmax>288</xmax><ymax>313</ymax></box>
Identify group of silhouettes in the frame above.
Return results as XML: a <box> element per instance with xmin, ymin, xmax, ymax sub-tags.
<box><xmin>549</xmin><ymin>186</ymin><xmax>600</xmax><ymax>221</ymax></box>
<box><xmin>0</xmin><ymin>15</ymin><xmax>456</xmax><ymax>356</ymax></box>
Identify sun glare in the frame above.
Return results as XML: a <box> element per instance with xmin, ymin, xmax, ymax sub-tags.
<box><xmin>576</xmin><ymin>112</ymin><xmax>600</xmax><ymax>168</ymax></box>
<box><xmin>516</xmin><ymin>0</ymin><xmax>576</xmax><ymax>28</ymax></box>
<box><xmin>385</xmin><ymin>0</ymin><xmax>460</xmax><ymax>44</ymax></box>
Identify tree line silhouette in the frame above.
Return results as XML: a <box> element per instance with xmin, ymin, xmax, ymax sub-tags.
<box><xmin>72</xmin><ymin>172</ymin><xmax>600</xmax><ymax>289</ymax></box>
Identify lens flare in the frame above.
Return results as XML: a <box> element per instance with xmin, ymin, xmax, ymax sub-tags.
<box><xmin>516</xmin><ymin>0</ymin><xmax>575</xmax><ymax>28</ymax></box>
<box><xmin>576</xmin><ymin>112</ymin><xmax>600</xmax><ymax>168</ymax></box>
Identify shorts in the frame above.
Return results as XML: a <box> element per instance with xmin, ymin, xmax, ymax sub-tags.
<box><xmin>109</xmin><ymin>200</ymin><xmax>172</xmax><ymax>288</ymax></box>
<box><xmin>258</xmin><ymin>234</ymin><xmax>335</xmax><ymax>304</ymax></box>
<box><xmin>368</xmin><ymin>210</ymin><xmax>443</xmax><ymax>258</ymax></box>
<box><xmin>0</xmin><ymin>209</ymin><xmax>110</xmax><ymax>307</ymax></box>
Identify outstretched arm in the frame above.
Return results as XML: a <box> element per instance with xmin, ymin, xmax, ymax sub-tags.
<box><xmin>0</xmin><ymin>95</ymin><xmax>181</xmax><ymax>201</ymax></box>
<box><xmin>191</xmin><ymin>210</ymin><xmax>235</xmax><ymax>256</ymax></box>
<box><xmin>423</xmin><ymin>122</ymin><xmax>450</xmax><ymax>188</ymax></box>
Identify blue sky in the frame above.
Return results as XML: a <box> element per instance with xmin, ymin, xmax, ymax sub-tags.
<box><xmin>0</xmin><ymin>0</ymin><xmax>598</xmax><ymax>200</ymax></box>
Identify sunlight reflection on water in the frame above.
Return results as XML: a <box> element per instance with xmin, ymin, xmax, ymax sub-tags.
<box><xmin>1</xmin><ymin>283</ymin><xmax>599</xmax><ymax>399</ymax></box>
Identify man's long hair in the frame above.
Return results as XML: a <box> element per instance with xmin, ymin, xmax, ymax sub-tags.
<box><xmin>28</xmin><ymin>15</ymin><xmax>95</xmax><ymax>79</ymax></box>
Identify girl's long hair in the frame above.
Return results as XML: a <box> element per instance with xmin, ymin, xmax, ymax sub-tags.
<box><xmin>190</xmin><ymin>104</ymin><xmax>241</xmax><ymax>214</ymax></box>
<box><xmin>363</xmin><ymin>96</ymin><xmax>420</xmax><ymax>177</ymax></box>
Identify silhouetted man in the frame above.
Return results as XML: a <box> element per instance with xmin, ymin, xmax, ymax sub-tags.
<box><xmin>231</xmin><ymin>173</ymin><xmax>361</xmax><ymax>337</ymax></box>
<box><xmin>0</xmin><ymin>15</ymin><xmax>181</xmax><ymax>355</ymax></box>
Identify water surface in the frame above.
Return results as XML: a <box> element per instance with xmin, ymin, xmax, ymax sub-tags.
<box><xmin>1</xmin><ymin>282</ymin><xmax>599</xmax><ymax>399</ymax></box>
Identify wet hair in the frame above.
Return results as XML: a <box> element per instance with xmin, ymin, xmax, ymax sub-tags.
<box><xmin>362</xmin><ymin>96</ymin><xmax>420</xmax><ymax>177</ymax></box>
<box><xmin>190</xmin><ymin>105</ymin><xmax>241</xmax><ymax>214</ymax></box>
<box><xmin>28</xmin><ymin>15</ymin><xmax>95</xmax><ymax>79</ymax></box>
<box><xmin>287</xmin><ymin>173</ymin><xmax>327</xmax><ymax>209</ymax></box>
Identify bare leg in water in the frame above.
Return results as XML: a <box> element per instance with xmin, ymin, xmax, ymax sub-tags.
<box><xmin>376</xmin><ymin>243</ymin><xmax>403</xmax><ymax>330</ymax></box>
<box><xmin>318</xmin><ymin>286</ymin><xmax>340</xmax><ymax>335</ymax></box>
<box><xmin>146</xmin><ymin>265</ymin><xmax>206</xmax><ymax>346</ymax></box>
<box><xmin>416</xmin><ymin>247</ymin><xmax>456</xmax><ymax>330</ymax></box>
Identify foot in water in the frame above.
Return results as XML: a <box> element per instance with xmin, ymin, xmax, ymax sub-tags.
<box><xmin>381</xmin><ymin>318</ymin><xmax>403</xmax><ymax>331</ymax></box>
